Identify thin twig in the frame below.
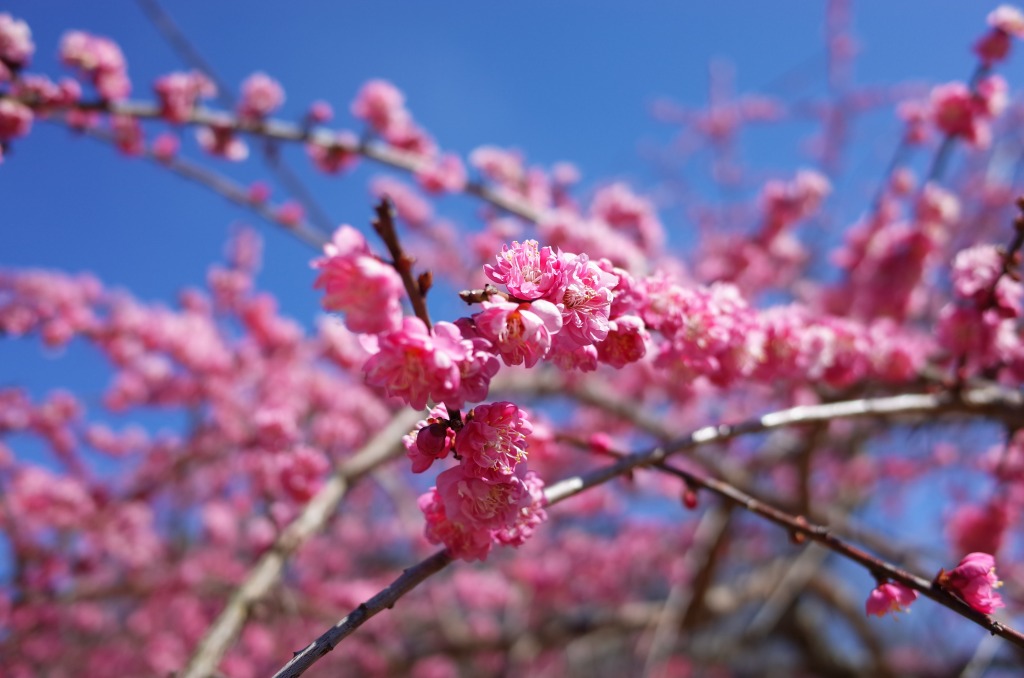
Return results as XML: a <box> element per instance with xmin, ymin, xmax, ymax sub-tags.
<box><xmin>371</xmin><ymin>198</ymin><xmax>433</xmax><ymax>329</ymax></box>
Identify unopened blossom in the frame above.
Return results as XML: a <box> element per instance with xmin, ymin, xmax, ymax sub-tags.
<box><xmin>351</xmin><ymin>79</ymin><xmax>407</xmax><ymax>135</ymax></box>
<box><xmin>154</xmin><ymin>71</ymin><xmax>216</xmax><ymax>124</ymax></box>
<box><xmin>150</xmin><ymin>133</ymin><xmax>180</xmax><ymax>162</ymax></box>
<box><xmin>865</xmin><ymin>582</ymin><xmax>918</xmax><ymax>617</ymax></box>
<box><xmin>938</xmin><ymin>552</ymin><xmax>1005</xmax><ymax>614</ymax></box>
<box><xmin>363</xmin><ymin>317</ymin><xmax>471</xmax><ymax>410</ymax></box>
<box><xmin>455</xmin><ymin>401</ymin><xmax>532</xmax><ymax>480</ymax></box>
<box><xmin>238</xmin><ymin>72</ymin><xmax>284</xmax><ymax>119</ymax></box>
<box><xmin>485</xmin><ymin>240</ymin><xmax>565</xmax><ymax>301</ymax></box>
<box><xmin>306</xmin><ymin>99</ymin><xmax>333</xmax><ymax>123</ymax></box>
<box><xmin>111</xmin><ymin>115</ymin><xmax>143</xmax><ymax>156</ymax></box>
<box><xmin>312</xmin><ymin>225</ymin><xmax>404</xmax><ymax>335</ymax></box>
<box><xmin>403</xmin><ymin>404</ymin><xmax>455</xmax><ymax>473</ymax></box>
<box><xmin>472</xmin><ymin>298</ymin><xmax>562</xmax><ymax>368</ymax></box>
<box><xmin>274</xmin><ymin>202</ymin><xmax>305</xmax><ymax>228</ymax></box>
<box><xmin>0</xmin><ymin>13</ymin><xmax>33</xmax><ymax>69</ymax></box>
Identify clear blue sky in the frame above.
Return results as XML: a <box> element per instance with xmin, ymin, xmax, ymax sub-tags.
<box><xmin>2</xmin><ymin>1</ymin><xmax>1018</xmax><ymax>395</ymax></box>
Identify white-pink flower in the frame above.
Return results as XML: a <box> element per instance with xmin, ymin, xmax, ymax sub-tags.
<box><xmin>238</xmin><ymin>72</ymin><xmax>284</xmax><ymax>119</ymax></box>
<box><xmin>472</xmin><ymin>299</ymin><xmax>562</xmax><ymax>368</ymax></box>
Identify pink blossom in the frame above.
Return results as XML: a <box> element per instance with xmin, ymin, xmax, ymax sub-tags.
<box><xmin>59</xmin><ymin>30</ymin><xmax>130</xmax><ymax>101</ymax></box>
<box><xmin>551</xmin><ymin>253</ymin><xmax>617</xmax><ymax>347</ymax></box>
<box><xmin>248</xmin><ymin>181</ymin><xmax>271</xmax><ymax>204</ymax></box>
<box><xmin>455</xmin><ymin>401</ymin><xmax>532</xmax><ymax>480</ymax></box>
<box><xmin>363</xmin><ymin>317</ymin><xmax>473</xmax><ymax>410</ymax></box>
<box><xmin>9</xmin><ymin>466</ymin><xmax>95</xmax><ymax>529</ymax></box>
<box><xmin>274</xmin><ymin>202</ymin><xmax>305</xmax><ymax>228</ymax></box>
<box><xmin>279</xmin><ymin>446</ymin><xmax>329</xmax><ymax>502</ymax></box>
<box><xmin>312</xmin><ymin>225</ymin><xmax>404</xmax><ymax>335</ymax></box>
<box><xmin>938</xmin><ymin>552</ymin><xmax>1005</xmax><ymax>614</ymax></box>
<box><xmin>929</xmin><ymin>80</ymin><xmax>1002</xmax><ymax>149</ymax></box>
<box><xmin>865</xmin><ymin>582</ymin><xmax>918</xmax><ymax>617</ymax></box>
<box><xmin>485</xmin><ymin>240</ymin><xmax>565</xmax><ymax>301</ymax></box>
<box><xmin>306</xmin><ymin>99</ymin><xmax>334</xmax><ymax>123</ymax></box>
<box><xmin>197</xmin><ymin>122</ymin><xmax>249</xmax><ymax>161</ymax></box>
<box><xmin>472</xmin><ymin>298</ymin><xmax>562</xmax><ymax>368</ymax></box>
<box><xmin>0</xmin><ymin>13</ymin><xmax>34</xmax><ymax>68</ymax></box>
<box><xmin>150</xmin><ymin>133</ymin><xmax>180</xmax><ymax>162</ymax></box>
<box><xmin>952</xmin><ymin>244</ymin><xmax>1022</xmax><ymax>316</ymax></box>
<box><xmin>590</xmin><ymin>182</ymin><xmax>665</xmax><ymax>252</ymax></box>
<box><xmin>975</xmin><ymin>28</ymin><xmax>1013</xmax><ymax>65</ymax></box>
<box><xmin>307</xmin><ymin>131</ymin><xmax>359</xmax><ymax>174</ymax></box>
<box><xmin>547</xmin><ymin>333</ymin><xmax>599</xmax><ymax>372</ymax></box>
<box><xmin>153</xmin><ymin>71</ymin><xmax>216</xmax><ymax>124</ymax></box>
<box><xmin>418</xmin><ymin>487</ymin><xmax>492</xmax><ymax>562</ymax></box>
<box><xmin>111</xmin><ymin>115</ymin><xmax>143</xmax><ymax>156</ymax></box>
<box><xmin>0</xmin><ymin>99</ymin><xmax>32</xmax><ymax>141</ymax></box>
<box><xmin>596</xmin><ymin>314</ymin><xmax>649</xmax><ymax>368</ymax></box>
<box><xmin>491</xmin><ymin>470</ymin><xmax>547</xmax><ymax>547</ymax></box>
<box><xmin>469</xmin><ymin>145</ymin><xmax>524</xmax><ymax>188</ymax></box>
<box><xmin>238</xmin><ymin>72</ymin><xmax>284</xmax><ymax>119</ymax></box>
<box><xmin>415</xmin><ymin>154</ymin><xmax>467</xmax><ymax>194</ymax></box>
<box><xmin>948</xmin><ymin>502</ymin><xmax>1009</xmax><ymax>557</ymax></box>
<box><xmin>351</xmin><ymin>79</ymin><xmax>407</xmax><ymax>135</ymax></box>
<box><xmin>436</xmin><ymin>464</ymin><xmax>531</xmax><ymax>528</ymax></box>
<box><xmin>403</xmin><ymin>404</ymin><xmax>455</xmax><ymax>473</ymax></box>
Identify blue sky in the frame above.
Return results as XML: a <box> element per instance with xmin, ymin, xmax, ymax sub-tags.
<box><xmin>2</xmin><ymin>1</ymin><xmax>1019</xmax><ymax>392</ymax></box>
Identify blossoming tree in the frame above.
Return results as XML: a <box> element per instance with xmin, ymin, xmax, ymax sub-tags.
<box><xmin>3</xmin><ymin>2</ymin><xmax>1024</xmax><ymax>676</ymax></box>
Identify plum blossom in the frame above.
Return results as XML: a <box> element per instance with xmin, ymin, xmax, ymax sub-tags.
<box><xmin>363</xmin><ymin>317</ymin><xmax>480</xmax><ymax>410</ymax></box>
<box><xmin>471</xmin><ymin>298</ymin><xmax>562</xmax><ymax>368</ymax></box>
<box><xmin>596</xmin><ymin>315</ymin><xmax>649</xmax><ymax>368</ymax></box>
<box><xmin>455</xmin><ymin>401</ymin><xmax>532</xmax><ymax>480</ymax></box>
<box><xmin>238</xmin><ymin>72</ymin><xmax>284</xmax><ymax>120</ymax></box>
<box><xmin>865</xmin><ymin>582</ymin><xmax>918</xmax><ymax>617</ymax></box>
<box><xmin>351</xmin><ymin>79</ymin><xmax>407</xmax><ymax>136</ymax></box>
<box><xmin>415</xmin><ymin>154</ymin><xmax>467</xmax><ymax>194</ymax></box>
<box><xmin>59</xmin><ymin>30</ymin><xmax>130</xmax><ymax>101</ymax></box>
<box><xmin>307</xmin><ymin>132</ymin><xmax>359</xmax><ymax>174</ymax></box>
<box><xmin>418</xmin><ymin>487</ymin><xmax>492</xmax><ymax>562</ymax></box>
<box><xmin>436</xmin><ymin>464</ymin><xmax>531</xmax><ymax>528</ymax></box>
<box><xmin>197</xmin><ymin>122</ymin><xmax>249</xmax><ymax>161</ymax></box>
<box><xmin>952</xmin><ymin>244</ymin><xmax>1022</xmax><ymax>316</ymax></box>
<box><xmin>154</xmin><ymin>71</ymin><xmax>216</xmax><ymax>124</ymax></box>
<box><xmin>0</xmin><ymin>13</ymin><xmax>34</xmax><ymax>69</ymax></box>
<box><xmin>312</xmin><ymin>225</ymin><xmax>404</xmax><ymax>335</ymax></box>
<box><xmin>938</xmin><ymin>552</ymin><xmax>1005</xmax><ymax>614</ymax></box>
<box><xmin>485</xmin><ymin>240</ymin><xmax>564</xmax><ymax>301</ymax></box>
<box><xmin>0</xmin><ymin>99</ymin><xmax>32</xmax><ymax>141</ymax></box>
<box><xmin>553</xmin><ymin>253</ymin><xmax>617</xmax><ymax>347</ymax></box>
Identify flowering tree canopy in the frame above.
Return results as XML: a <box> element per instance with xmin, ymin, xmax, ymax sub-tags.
<box><xmin>5</xmin><ymin>2</ymin><xmax>1024</xmax><ymax>676</ymax></box>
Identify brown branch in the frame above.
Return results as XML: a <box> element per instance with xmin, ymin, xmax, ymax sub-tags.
<box><xmin>178</xmin><ymin>408</ymin><xmax>422</xmax><ymax>678</ymax></box>
<box><xmin>269</xmin><ymin>385</ymin><xmax>1024</xmax><ymax>676</ymax></box>
<box><xmin>12</xmin><ymin>96</ymin><xmax>542</xmax><ymax>224</ymax></box>
<box><xmin>371</xmin><ymin>198</ymin><xmax>432</xmax><ymax>329</ymax></box>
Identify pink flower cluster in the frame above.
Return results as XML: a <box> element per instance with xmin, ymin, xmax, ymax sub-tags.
<box><xmin>154</xmin><ymin>71</ymin><xmax>216</xmax><ymax>124</ymax></box>
<box><xmin>0</xmin><ymin>12</ymin><xmax>34</xmax><ymax>76</ymax></box>
<box><xmin>938</xmin><ymin>552</ymin><xmax>1005</xmax><ymax>614</ymax></box>
<box><xmin>975</xmin><ymin>5</ymin><xmax>1024</xmax><ymax>64</ymax></box>
<box><xmin>929</xmin><ymin>75</ymin><xmax>1008</xmax><ymax>149</ymax></box>
<box><xmin>312</xmin><ymin>225</ymin><xmax>405</xmax><ymax>335</ymax></box>
<box><xmin>59</xmin><ymin>30</ymin><xmax>130</xmax><ymax>101</ymax></box>
<box><xmin>350</xmin><ymin>79</ymin><xmax>436</xmax><ymax>158</ymax></box>
<box><xmin>415</xmin><ymin>402</ymin><xmax>546</xmax><ymax>561</ymax></box>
